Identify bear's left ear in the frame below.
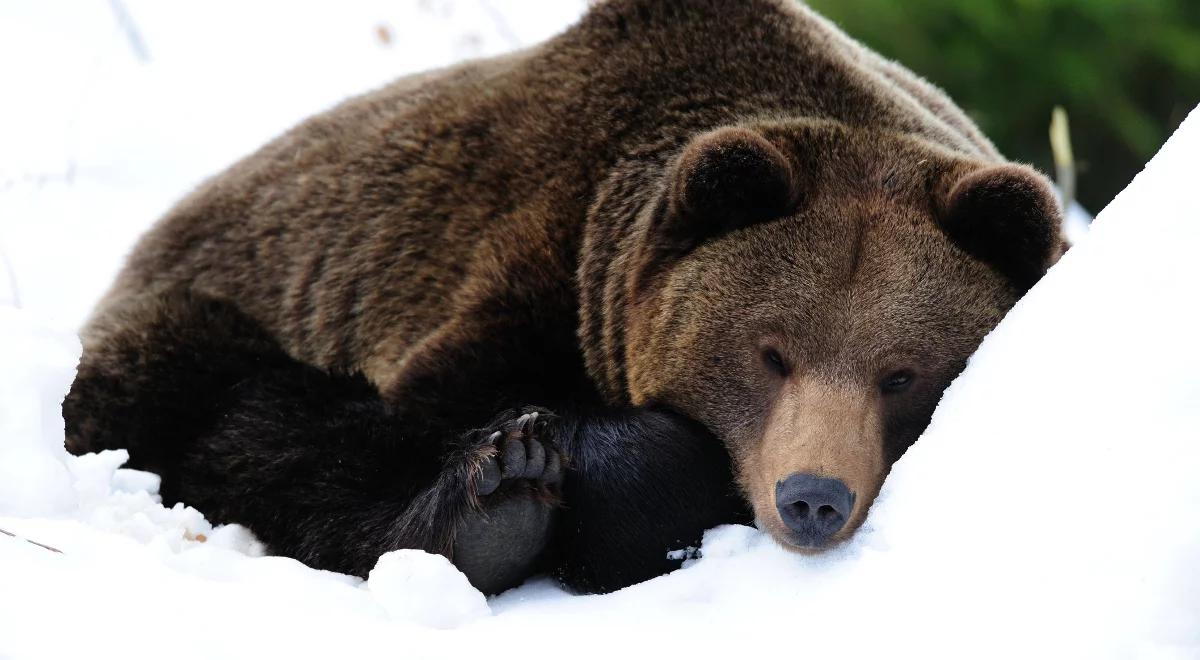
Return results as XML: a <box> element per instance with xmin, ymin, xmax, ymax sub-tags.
<box><xmin>661</xmin><ymin>127</ymin><xmax>802</xmax><ymax>251</ymax></box>
<box><xmin>938</xmin><ymin>164</ymin><xmax>1065</xmax><ymax>292</ymax></box>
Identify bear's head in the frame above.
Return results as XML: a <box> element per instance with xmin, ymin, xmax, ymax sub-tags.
<box><xmin>581</xmin><ymin>120</ymin><xmax>1064</xmax><ymax>551</ymax></box>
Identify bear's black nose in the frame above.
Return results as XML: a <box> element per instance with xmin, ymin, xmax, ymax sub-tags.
<box><xmin>775</xmin><ymin>473</ymin><xmax>855</xmax><ymax>547</ymax></box>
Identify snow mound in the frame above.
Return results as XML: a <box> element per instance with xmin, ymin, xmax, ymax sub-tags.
<box><xmin>367</xmin><ymin>550</ymin><xmax>491</xmax><ymax>629</ymax></box>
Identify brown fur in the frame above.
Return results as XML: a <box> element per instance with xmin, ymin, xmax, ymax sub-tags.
<box><xmin>70</xmin><ymin>0</ymin><xmax>1063</xmax><ymax>556</ymax></box>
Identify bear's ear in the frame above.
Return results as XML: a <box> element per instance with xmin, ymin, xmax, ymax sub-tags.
<box><xmin>938</xmin><ymin>164</ymin><xmax>1064</xmax><ymax>292</ymax></box>
<box><xmin>663</xmin><ymin>127</ymin><xmax>801</xmax><ymax>249</ymax></box>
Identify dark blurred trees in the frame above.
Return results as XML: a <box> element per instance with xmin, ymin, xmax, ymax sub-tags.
<box><xmin>807</xmin><ymin>0</ymin><xmax>1200</xmax><ymax>211</ymax></box>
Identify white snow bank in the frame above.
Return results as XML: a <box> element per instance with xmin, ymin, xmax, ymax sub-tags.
<box><xmin>854</xmin><ymin>107</ymin><xmax>1200</xmax><ymax>655</ymax></box>
<box><xmin>0</xmin><ymin>307</ymin><xmax>78</xmax><ymax>517</ymax></box>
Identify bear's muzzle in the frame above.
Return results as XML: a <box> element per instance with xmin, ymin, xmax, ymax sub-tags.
<box><xmin>746</xmin><ymin>377</ymin><xmax>885</xmax><ymax>550</ymax></box>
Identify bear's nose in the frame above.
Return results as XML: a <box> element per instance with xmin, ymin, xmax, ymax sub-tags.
<box><xmin>775</xmin><ymin>473</ymin><xmax>855</xmax><ymax>547</ymax></box>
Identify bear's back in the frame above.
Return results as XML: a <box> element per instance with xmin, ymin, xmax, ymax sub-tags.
<box><xmin>90</xmin><ymin>0</ymin><xmax>1000</xmax><ymax>393</ymax></box>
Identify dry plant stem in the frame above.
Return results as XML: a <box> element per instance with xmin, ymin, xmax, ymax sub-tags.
<box><xmin>0</xmin><ymin>527</ymin><xmax>63</xmax><ymax>554</ymax></box>
<box><xmin>0</xmin><ymin>244</ymin><xmax>21</xmax><ymax>308</ymax></box>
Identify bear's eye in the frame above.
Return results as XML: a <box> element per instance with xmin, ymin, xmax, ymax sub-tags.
<box><xmin>880</xmin><ymin>370</ymin><xmax>914</xmax><ymax>394</ymax></box>
<box><xmin>762</xmin><ymin>348</ymin><xmax>790</xmax><ymax>378</ymax></box>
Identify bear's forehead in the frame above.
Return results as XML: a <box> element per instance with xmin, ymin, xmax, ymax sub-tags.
<box><xmin>692</xmin><ymin>197</ymin><xmax>1005</xmax><ymax>300</ymax></box>
<box><xmin>677</xmin><ymin>204</ymin><xmax>1016</xmax><ymax>368</ymax></box>
<box><xmin>756</xmin><ymin>119</ymin><xmax>970</xmax><ymax>193</ymax></box>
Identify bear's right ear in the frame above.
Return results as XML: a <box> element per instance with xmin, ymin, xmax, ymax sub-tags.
<box><xmin>661</xmin><ymin>127</ymin><xmax>802</xmax><ymax>251</ymax></box>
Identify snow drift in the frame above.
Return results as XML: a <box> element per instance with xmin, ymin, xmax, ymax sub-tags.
<box><xmin>2</xmin><ymin>3</ymin><xmax>1198</xmax><ymax>658</ymax></box>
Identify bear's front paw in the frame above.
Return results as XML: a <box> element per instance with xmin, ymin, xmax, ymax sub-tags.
<box><xmin>473</xmin><ymin>409</ymin><xmax>563</xmax><ymax>500</ymax></box>
<box><xmin>454</xmin><ymin>408</ymin><xmax>564</xmax><ymax>594</ymax></box>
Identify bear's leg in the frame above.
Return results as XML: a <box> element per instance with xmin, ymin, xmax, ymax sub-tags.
<box><xmin>64</xmin><ymin>287</ymin><xmax>294</xmax><ymax>478</ymax></box>
<box><xmin>546</xmin><ymin>408</ymin><xmax>753</xmax><ymax>594</ymax></box>
<box><xmin>172</xmin><ymin>368</ymin><xmax>564</xmax><ymax>591</ymax></box>
<box><xmin>64</xmin><ymin>289</ymin><xmax>563</xmax><ymax>592</ymax></box>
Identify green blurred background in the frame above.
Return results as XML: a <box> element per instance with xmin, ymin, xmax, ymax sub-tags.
<box><xmin>808</xmin><ymin>0</ymin><xmax>1200</xmax><ymax>212</ymax></box>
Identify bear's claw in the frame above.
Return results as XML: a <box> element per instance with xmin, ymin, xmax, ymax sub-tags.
<box><xmin>473</xmin><ymin>409</ymin><xmax>562</xmax><ymax>498</ymax></box>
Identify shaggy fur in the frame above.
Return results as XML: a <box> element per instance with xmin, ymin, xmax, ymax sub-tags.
<box><xmin>64</xmin><ymin>0</ymin><xmax>1062</xmax><ymax>594</ymax></box>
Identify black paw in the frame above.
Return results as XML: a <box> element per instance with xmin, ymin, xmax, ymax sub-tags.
<box><xmin>453</xmin><ymin>409</ymin><xmax>564</xmax><ymax>594</ymax></box>
<box><xmin>473</xmin><ymin>410</ymin><xmax>563</xmax><ymax>499</ymax></box>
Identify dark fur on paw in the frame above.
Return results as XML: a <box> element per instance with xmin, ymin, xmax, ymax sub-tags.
<box><xmin>453</xmin><ymin>408</ymin><xmax>563</xmax><ymax>594</ymax></box>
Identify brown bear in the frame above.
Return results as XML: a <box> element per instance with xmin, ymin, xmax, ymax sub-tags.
<box><xmin>63</xmin><ymin>0</ymin><xmax>1064</xmax><ymax>595</ymax></box>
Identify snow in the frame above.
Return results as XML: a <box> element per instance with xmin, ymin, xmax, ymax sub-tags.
<box><xmin>367</xmin><ymin>550</ymin><xmax>492</xmax><ymax>629</ymax></box>
<box><xmin>0</xmin><ymin>307</ymin><xmax>79</xmax><ymax>517</ymax></box>
<box><xmin>1062</xmin><ymin>201</ymin><xmax>1093</xmax><ymax>244</ymax></box>
<box><xmin>2</xmin><ymin>2</ymin><xmax>1198</xmax><ymax>658</ymax></box>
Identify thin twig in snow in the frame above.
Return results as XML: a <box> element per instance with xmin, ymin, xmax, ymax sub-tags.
<box><xmin>0</xmin><ymin>527</ymin><xmax>63</xmax><ymax>554</ymax></box>
<box><xmin>0</xmin><ymin>243</ymin><xmax>21</xmax><ymax>309</ymax></box>
<box><xmin>477</xmin><ymin>0</ymin><xmax>521</xmax><ymax>49</ymax></box>
<box><xmin>107</xmin><ymin>0</ymin><xmax>150</xmax><ymax>63</ymax></box>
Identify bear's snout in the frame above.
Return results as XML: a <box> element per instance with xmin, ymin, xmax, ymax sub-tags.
<box><xmin>775</xmin><ymin>473</ymin><xmax>855</xmax><ymax>547</ymax></box>
<box><xmin>742</xmin><ymin>377</ymin><xmax>884</xmax><ymax>551</ymax></box>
